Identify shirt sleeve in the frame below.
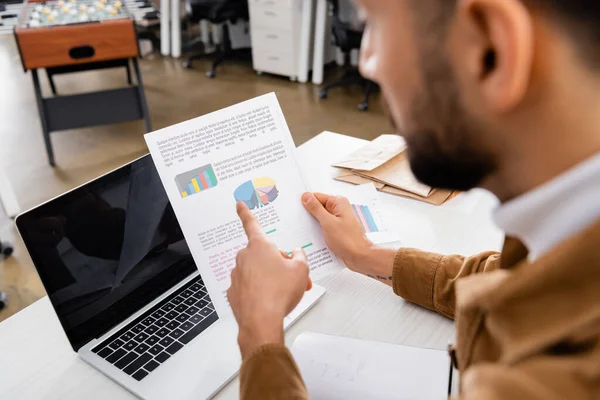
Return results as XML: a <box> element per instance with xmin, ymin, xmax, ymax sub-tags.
<box><xmin>239</xmin><ymin>343</ymin><xmax>309</xmax><ymax>400</ymax></box>
<box><xmin>392</xmin><ymin>248</ymin><xmax>501</xmax><ymax>319</ymax></box>
<box><xmin>457</xmin><ymin>350</ymin><xmax>599</xmax><ymax>400</ymax></box>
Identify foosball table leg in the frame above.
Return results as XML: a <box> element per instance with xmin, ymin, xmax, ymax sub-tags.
<box><xmin>31</xmin><ymin>69</ymin><xmax>56</xmax><ymax>167</ymax></box>
<box><xmin>46</xmin><ymin>69</ymin><xmax>58</xmax><ymax>96</ymax></box>
<box><xmin>132</xmin><ymin>58</ymin><xmax>152</xmax><ymax>133</ymax></box>
<box><xmin>126</xmin><ymin>62</ymin><xmax>133</xmax><ymax>86</ymax></box>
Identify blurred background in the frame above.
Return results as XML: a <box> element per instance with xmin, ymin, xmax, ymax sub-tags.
<box><xmin>0</xmin><ymin>0</ymin><xmax>392</xmax><ymax>321</ymax></box>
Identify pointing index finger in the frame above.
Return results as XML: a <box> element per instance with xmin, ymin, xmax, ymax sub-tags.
<box><xmin>236</xmin><ymin>201</ymin><xmax>265</xmax><ymax>240</ymax></box>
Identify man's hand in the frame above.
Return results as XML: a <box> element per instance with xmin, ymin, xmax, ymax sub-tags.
<box><xmin>302</xmin><ymin>192</ymin><xmax>396</xmax><ymax>283</ymax></box>
<box><xmin>301</xmin><ymin>192</ymin><xmax>373</xmax><ymax>272</ymax></box>
<box><xmin>228</xmin><ymin>201</ymin><xmax>312</xmax><ymax>359</ymax></box>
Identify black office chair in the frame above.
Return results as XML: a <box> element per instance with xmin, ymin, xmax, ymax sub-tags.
<box><xmin>318</xmin><ymin>0</ymin><xmax>377</xmax><ymax>111</ymax></box>
<box><xmin>182</xmin><ymin>0</ymin><xmax>250</xmax><ymax>78</ymax></box>
<box><xmin>0</xmin><ymin>239</ymin><xmax>13</xmax><ymax>311</ymax></box>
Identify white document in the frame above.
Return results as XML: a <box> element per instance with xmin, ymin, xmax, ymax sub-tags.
<box><xmin>144</xmin><ymin>93</ymin><xmax>342</xmax><ymax>315</ymax></box>
<box><xmin>291</xmin><ymin>332</ymin><xmax>451</xmax><ymax>400</ymax></box>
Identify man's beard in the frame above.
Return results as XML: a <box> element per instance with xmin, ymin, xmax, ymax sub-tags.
<box><xmin>390</xmin><ymin>59</ymin><xmax>496</xmax><ymax>192</ymax></box>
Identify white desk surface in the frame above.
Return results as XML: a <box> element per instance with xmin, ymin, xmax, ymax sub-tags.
<box><xmin>0</xmin><ymin>131</ymin><xmax>504</xmax><ymax>400</ymax></box>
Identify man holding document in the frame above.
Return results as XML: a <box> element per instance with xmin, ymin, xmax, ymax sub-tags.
<box><xmin>228</xmin><ymin>0</ymin><xmax>600</xmax><ymax>399</ymax></box>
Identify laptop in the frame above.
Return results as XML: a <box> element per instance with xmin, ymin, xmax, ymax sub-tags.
<box><xmin>15</xmin><ymin>154</ymin><xmax>326</xmax><ymax>399</ymax></box>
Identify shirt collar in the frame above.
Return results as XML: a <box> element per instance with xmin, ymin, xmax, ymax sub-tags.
<box><xmin>493</xmin><ymin>152</ymin><xmax>600</xmax><ymax>261</ymax></box>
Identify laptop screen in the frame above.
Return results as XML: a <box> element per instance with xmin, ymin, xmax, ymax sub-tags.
<box><xmin>17</xmin><ymin>155</ymin><xmax>196</xmax><ymax>351</ymax></box>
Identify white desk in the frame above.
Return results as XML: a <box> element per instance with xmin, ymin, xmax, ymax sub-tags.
<box><xmin>0</xmin><ymin>132</ymin><xmax>503</xmax><ymax>399</ymax></box>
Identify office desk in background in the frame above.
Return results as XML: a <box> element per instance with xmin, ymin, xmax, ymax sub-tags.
<box><xmin>0</xmin><ymin>131</ymin><xmax>503</xmax><ymax>400</ymax></box>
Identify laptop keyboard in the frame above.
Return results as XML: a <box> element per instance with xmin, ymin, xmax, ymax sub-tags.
<box><xmin>91</xmin><ymin>275</ymin><xmax>219</xmax><ymax>381</ymax></box>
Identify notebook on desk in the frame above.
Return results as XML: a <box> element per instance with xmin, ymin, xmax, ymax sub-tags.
<box><xmin>291</xmin><ymin>332</ymin><xmax>451</xmax><ymax>400</ymax></box>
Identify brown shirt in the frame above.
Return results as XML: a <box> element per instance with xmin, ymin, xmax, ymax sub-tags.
<box><xmin>239</xmin><ymin>219</ymin><xmax>600</xmax><ymax>399</ymax></box>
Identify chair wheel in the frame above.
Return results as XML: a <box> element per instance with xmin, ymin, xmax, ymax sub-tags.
<box><xmin>183</xmin><ymin>60</ymin><xmax>192</xmax><ymax>69</ymax></box>
<box><xmin>206</xmin><ymin>70</ymin><xmax>216</xmax><ymax>78</ymax></box>
<box><xmin>0</xmin><ymin>292</ymin><xmax>6</xmax><ymax>310</ymax></box>
<box><xmin>318</xmin><ymin>89</ymin><xmax>328</xmax><ymax>99</ymax></box>
<box><xmin>0</xmin><ymin>242</ymin><xmax>13</xmax><ymax>257</ymax></box>
<box><xmin>358</xmin><ymin>102</ymin><xmax>369</xmax><ymax>112</ymax></box>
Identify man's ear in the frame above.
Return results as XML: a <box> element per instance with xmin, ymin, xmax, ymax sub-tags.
<box><xmin>453</xmin><ymin>0</ymin><xmax>534</xmax><ymax>113</ymax></box>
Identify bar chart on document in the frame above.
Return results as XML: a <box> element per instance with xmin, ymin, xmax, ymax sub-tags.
<box><xmin>176</xmin><ymin>164</ymin><xmax>218</xmax><ymax>198</ymax></box>
<box><xmin>352</xmin><ymin>204</ymin><xmax>380</xmax><ymax>233</ymax></box>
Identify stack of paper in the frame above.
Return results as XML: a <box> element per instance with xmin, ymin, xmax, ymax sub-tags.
<box><xmin>333</xmin><ymin>135</ymin><xmax>457</xmax><ymax>205</ymax></box>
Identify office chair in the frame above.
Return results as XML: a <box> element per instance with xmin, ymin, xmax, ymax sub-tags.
<box><xmin>0</xmin><ymin>240</ymin><xmax>13</xmax><ymax>311</ymax></box>
<box><xmin>318</xmin><ymin>0</ymin><xmax>377</xmax><ymax>111</ymax></box>
<box><xmin>182</xmin><ymin>0</ymin><xmax>250</xmax><ymax>78</ymax></box>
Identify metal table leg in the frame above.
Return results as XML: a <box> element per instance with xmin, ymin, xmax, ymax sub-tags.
<box><xmin>31</xmin><ymin>69</ymin><xmax>56</xmax><ymax>167</ymax></box>
<box><xmin>132</xmin><ymin>58</ymin><xmax>152</xmax><ymax>133</ymax></box>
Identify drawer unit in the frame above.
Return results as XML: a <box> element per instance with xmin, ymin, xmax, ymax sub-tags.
<box><xmin>249</xmin><ymin>4</ymin><xmax>294</xmax><ymax>31</ymax></box>
<box><xmin>250</xmin><ymin>27</ymin><xmax>294</xmax><ymax>54</ymax></box>
<box><xmin>248</xmin><ymin>0</ymin><xmax>294</xmax><ymax>9</ymax></box>
<box><xmin>249</xmin><ymin>0</ymin><xmax>304</xmax><ymax>79</ymax></box>
<box><xmin>252</xmin><ymin>51</ymin><xmax>296</xmax><ymax>77</ymax></box>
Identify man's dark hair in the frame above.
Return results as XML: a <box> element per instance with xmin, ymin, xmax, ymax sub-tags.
<box><xmin>430</xmin><ymin>0</ymin><xmax>600</xmax><ymax>68</ymax></box>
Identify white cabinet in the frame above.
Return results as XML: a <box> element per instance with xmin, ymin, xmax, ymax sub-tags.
<box><xmin>249</xmin><ymin>0</ymin><xmax>309</xmax><ymax>80</ymax></box>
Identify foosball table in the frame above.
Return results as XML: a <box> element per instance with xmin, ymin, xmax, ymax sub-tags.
<box><xmin>14</xmin><ymin>0</ymin><xmax>153</xmax><ymax>166</ymax></box>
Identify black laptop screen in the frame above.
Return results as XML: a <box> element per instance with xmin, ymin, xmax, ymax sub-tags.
<box><xmin>16</xmin><ymin>155</ymin><xmax>196</xmax><ymax>351</ymax></box>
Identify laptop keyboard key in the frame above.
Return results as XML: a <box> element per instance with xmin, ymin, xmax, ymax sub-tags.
<box><xmin>148</xmin><ymin>344</ymin><xmax>164</xmax><ymax>356</ymax></box>
<box><xmin>145</xmin><ymin>325</ymin><xmax>158</xmax><ymax>335</ymax></box>
<box><xmin>175</xmin><ymin>304</ymin><xmax>188</xmax><ymax>313</ymax></box>
<box><xmin>199</xmin><ymin>308</ymin><xmax>212</xmax><ymax>317</ymax></box>
<box><xmin>120</xmin><ymin>332</ymin><xmax>134</xmax><ymax>342</ymax></box>
<box><xmin>131</xmin><ymin>325</ymin><xmax>144</xmax><ymax>334</ymax></box>
<box><xmin>189</xmin><ymin>314</ymin><xmax>203</xmax><ymax>324</ymax></box>
<box><xmin>165</xmin><ymin>311</ymin><xmax>178</xmax><ymax>320</ymax></box>
<box><xmin>180</xmin><ymin>311</ymin><xmax>219</xmax><ymax>345</ymax></box>
<box><xmin>109</xmin><ymin>339</ymin><xmax>125</xmax><ymax>350</ymax></box>
<box><xmin>166</xmin><ymin>321</ymin><xmax>180</xmax><ymax>330</ymax></box>
<box><xmin>132</xmin><ymin>369</ymin><xmax>149</xmax><ymax>381</ymax></box>
<box><xmin>106</xmin><ymin>349</ymin><xmax>127</xmax><ymax>363</ymax></box>
<box><xmin>180</xmin><ymin>322</ymin><xmax>194</xmax><ymax>331</ymax></box>
<box><xmin>152</xmin><ymin>309</ymin><xmax>165</xmax><ymax>319</ymax></box>
<box><xmin>154</xmin><ymin>318</ymin><xmax>169</xmax><ymax>327</ymax></box>
<box><xmin>98</xmin><ymin>347</ymin><xmax>113</xmax><ymax>358</ymax></box>
<box><xmin>175</xmin><ymin>313</ymin><xmax>189</xmax><ymax>323</ymax></box>
<box><xmin>115</xmin><ymin>352</ymin><xmax>139</xmax><ymax>369</ymax></box>
<box><xmin>124</xmin><ymin>353</ymin><xmax>152</xmax><ymax>375</ymax></box>
<box><xmin>196</xmin><ymin>299</ymin><xmax>208</xmax><ymax>308</ymax></box>
<box><xmin>169</xmin><ymin>328</ymin><xmax>184</xmax><ymax>340</ymax></box>
<box><xmin>134</xmin><ymin>332</ymin><xmax>149</xmax><ymax>342</ymax></box>
<box><xmin>146</xmin><ymin>335</ymin><xmax>159</xmax><ymax>346</ymax></box>
<box><xmin>158</xmin><ymin>336</ymin><xmax>174</xmax><ymax>348</ymax></box>
<box><xmin>184</xmin><ymin>297</ymin><xmax>196</xmax><ymax>306</ymax></box>
<box><xmin>155</xmin><ymin>352</ymin><xmax>170</xmax><ymax>363</ymax></box>
<box><xmin>156</xmin><ymin>328</ymin><xmax>169</xmax><ymax>338</ymax></box>
<box><xmin>123</xmin><ymin>341</ymin><xmax>136</xmax><ymax>351</ymax></box>
<box><xmin>162</xmin><ymin>304</ymin><xmax>175</xmax><ymax>312</ymax></box>
<box><xmin>171</xmin><ymin>296</ymin><xmax>184</xmax><ymax>305</ymax></box>
<box><xmin>141</xmin><ymin>316</ymin><xmax>156</xmax><ymax>326</ymax></box>
<box><xmin>186</xmin><ymin>306</ymin><xmax>200</xmax><ymax>315</ymax></box>
<box><xmin>190</xmin><ymin>283</ymin><xmax>202</xmax><ymax>292</ymax></box>
<box><xmin>166</xmin><ymin>341</ymin><xmax>183</xmax><ymax>355</ymax></box>
<box><xmin>144</xmin><ymin>360</ymin><xmax>160</xmax><ymax>372</ymax></box>
<box><xmin>134</xmin><ymin>343</ymin><xmax>150</xmax><ymax>354</ymax></box>
<box><xmin>181</xmin><ymin>289</ymin><xmax>193</xmax><ymax>298</ymax></box>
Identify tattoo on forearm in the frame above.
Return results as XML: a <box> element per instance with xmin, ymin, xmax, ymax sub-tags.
<box><xmin>367</xmin><ymin>274</ymin><xmax>393</xmax><ymax>282</ymax></box>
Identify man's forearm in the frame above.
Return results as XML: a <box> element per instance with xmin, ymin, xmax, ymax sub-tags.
<box><xmin>348</xmin><ymin>244</ymin><xmax>398</xmax><ymax>287</ymax></box>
